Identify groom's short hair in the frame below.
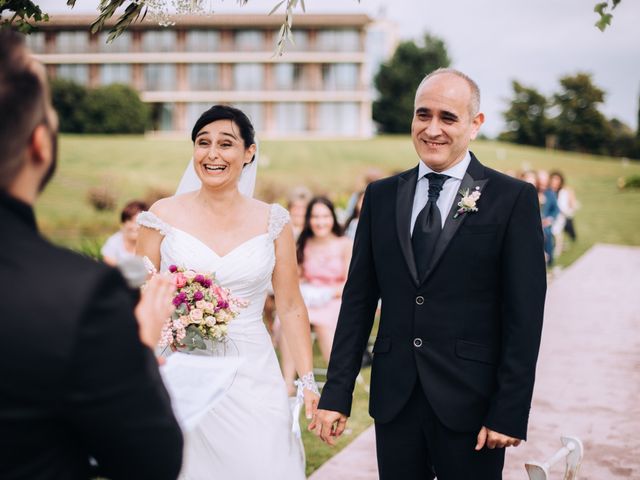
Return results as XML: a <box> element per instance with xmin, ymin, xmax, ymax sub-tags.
<box><xmin>0</xmin><ymin>29</ymin><xmax>51</xmax><ymax>191</ymax></box>
<box><xmin>416</xmin><ymin>68</ymin><xmax>481</xmax><ymax>117</ymax></box>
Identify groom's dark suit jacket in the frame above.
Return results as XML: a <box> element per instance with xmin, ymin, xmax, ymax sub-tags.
<box><xmin>319</xmin><ymin>153</ymin><xmax>546</xmax><ymax>440</ymax></box>
<box><xmin>0</xmin><ymin>192</ymin><xmax>183</xmax><ymax>480</ymax></box>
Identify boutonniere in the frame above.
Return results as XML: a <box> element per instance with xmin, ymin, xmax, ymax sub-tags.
<box><xmin>453</xmin><ymin>186</ymin><xmax>481</xmax><ymax>219</ymax></box>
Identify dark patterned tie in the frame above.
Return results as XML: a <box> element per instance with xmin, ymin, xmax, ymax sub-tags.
<box><xmin>412</xmin><ymin>172</ymin><xmax>449</xmax><ymax>279</ymax></box>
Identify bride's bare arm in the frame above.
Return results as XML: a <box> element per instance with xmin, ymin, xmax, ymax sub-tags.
<box><xmin>272</xmin><ymin>222</ymin><xmax>318</xmax><ymax>415</ymax></box>
<box><xmin>136</xmin><ymin>227</ymin><xmax>163</xmax><ymax>272</ymax></box>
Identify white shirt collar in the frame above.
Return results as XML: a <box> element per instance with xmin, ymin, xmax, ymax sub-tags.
<box><xmin>417</xmin><ymin>150</ymin><xmax>471</xmax><ymax>182</ymax></box>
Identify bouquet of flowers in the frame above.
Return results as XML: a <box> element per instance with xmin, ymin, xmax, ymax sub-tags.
<box><xmin>158</xmin><ymin>265</ymin><xmax>248</xmax><ymax>351</ymax></box>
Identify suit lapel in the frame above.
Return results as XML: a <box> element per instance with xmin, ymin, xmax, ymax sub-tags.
<box><xmin>420</xmin><ymin>153</ymin><xmax>489</xmax><ymax>285</ymax></box>
<box><xmin>395</xmin><ymin>167</ymin><xmax>420</xmax><ymax>286</ymax></box>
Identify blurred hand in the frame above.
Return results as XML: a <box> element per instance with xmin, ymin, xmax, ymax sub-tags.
<box><xmin>134</xmin><ymin>274</ymin><xmax>175</xmax><ymax>348</ymax></box>
<box><xmin>309</xmin><ymin>409</ymin><xmax>348</xmax><ymax>446</ymax></box>
<box><xmin>475</xmin><ymin>426</ymin><xmax>522</xmax><ymax>450</ymax></box>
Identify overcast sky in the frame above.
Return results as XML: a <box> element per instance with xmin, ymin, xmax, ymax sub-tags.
<box><xmin>38</xmin><ymin>0</ymin><xmax>640</xmax><ymax>136</ymax></box>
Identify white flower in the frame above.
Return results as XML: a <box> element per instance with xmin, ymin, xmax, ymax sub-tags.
<box><xmin>453</xmin><ymin>188</ymin><xmax>482</xmax><ymax>218</ymax></box>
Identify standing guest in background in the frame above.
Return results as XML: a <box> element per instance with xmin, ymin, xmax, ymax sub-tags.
<box><xmin>279</xmin><ymin>197</ymin><xmax>352</xmax><ymax>393</ymax></box>
<box><xmin>101</xmin><ymin>199</ymin><xmax>148</xmax><ymax>266</ymax></box>
<box><xmin>0</xmin><ymin>29</ymin><xmax>182</xmax><ymax>480</ymax></box>
<box><xmin>537</xmin><ymin>170</ymin><xmax>560</xmax><ymax>266</ymax></box>
<box><xmin>344</xmin><ymin>190</ymin><xmax>365</xmax><ymax>239</ymax></box>
<box><xmin>287</xmin><ymin>186</ymin><xmax>313</xmax><ymax>240</ymax></box>
<box><xmin>549</xmin><ymin>170</ymin><xmax>579</xmax><ymax>257</ymax></box>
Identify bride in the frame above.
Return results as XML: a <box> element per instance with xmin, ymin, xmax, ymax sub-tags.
<box><xmin>136</xmin><ymin>105</ymin><xmax>318</xmax><ymax>479</ymax></box>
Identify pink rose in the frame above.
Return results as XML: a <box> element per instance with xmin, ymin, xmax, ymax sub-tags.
<box><xmin>212</xmin><ymin>284</ymin><xmax>229</xmax><ymax>303</ymax></box>
<box><xmin>174</xmin><ymin>273</ymin><xmax>187</xmax><ymax>289</ymax></box>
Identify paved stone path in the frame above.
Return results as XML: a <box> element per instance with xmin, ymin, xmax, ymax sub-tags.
<box><xmin>309</xmin><ymin>244</ymin><xmax>640</xmax><ymax>479</ymax></box>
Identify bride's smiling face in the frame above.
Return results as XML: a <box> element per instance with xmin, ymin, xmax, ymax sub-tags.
<box><xmin>193</xmin><ymin>119</ymin><xmax>256</xmax><ymax>189</ymax></box>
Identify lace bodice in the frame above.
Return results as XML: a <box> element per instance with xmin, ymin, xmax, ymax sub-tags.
<box><xmin>138</xmin><ymin>204</ymin><xmax>290</xmax><ymax>327</ymax></box>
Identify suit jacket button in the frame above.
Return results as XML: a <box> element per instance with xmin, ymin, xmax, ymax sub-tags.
<box><xmin>415</xmin><ymin>295</ymin><xmax>424</xmax><ymax>305</ymax></box>
<box><xmin>413</xmin><ymin>338</ymin><xmax>423</xmax><ymax>348</ymax></box>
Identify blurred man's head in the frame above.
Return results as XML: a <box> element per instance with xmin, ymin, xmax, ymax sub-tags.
<box><xmin>0</xmin><ymin>29</ymin><xmax>58</xmax><ymax>203</ymax></box>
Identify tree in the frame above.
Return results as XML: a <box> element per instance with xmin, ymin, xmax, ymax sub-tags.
<box><xmin>50</xmin><ymin>79</ymin><xmax>88</xmax><ymax>133</ymax></box>
<box><xmin>84</xmin><ymin>84</ymin><xmax>149</xmax><ymax>134</ymax></box>
<box><xmin>373</xmin><ymin>34</ymin><xmax>451</xmax><ymax>133</ymax></box>
<box><xmin>498</xmin><ymin>81</ymin><xmax>549</xmax><ymax>147</ymax></box>
<box><xmin>607</xmin><ymin>118</ymin><xmax>636</xmax><ymax>158</ymax></box>
<box><xmin>51</xmin><ymin>80</ymin><xmax>149</xmax><ymax>133</ymax></box>
<box><xmin>551</xmin><ymin>73</ymin><xmax>611</xmax><ymax>154</ymax></box>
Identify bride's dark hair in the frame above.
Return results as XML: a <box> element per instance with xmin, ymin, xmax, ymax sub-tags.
<box><xmin>191</xmin><ymin>105</ymin><xmax>256</xmax><ymax>161</ymax></box>
<box><xmin>296</xmin><ymin>196</ymin><xmax>343</xmax><ymax>266</ymax></box>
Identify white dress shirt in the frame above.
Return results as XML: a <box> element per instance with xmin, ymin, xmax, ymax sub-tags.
<box><xmin>410</xmin><ymin>151</ymin><xmax>471</xmax><ymax>232</ymax></box>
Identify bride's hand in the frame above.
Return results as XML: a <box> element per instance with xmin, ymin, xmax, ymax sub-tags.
<box><xmin>303</xmin><ymin>389</ymin><xmax>320</xmax><ymax>421</ymax></box>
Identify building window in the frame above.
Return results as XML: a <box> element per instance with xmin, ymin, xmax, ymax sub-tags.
<box><xmin>274</xmin><ymin>63</ymin><xmax>305</xmax><ymax>90</ymax></box>
<box><xmin>317</xmin><ymin>102</ymin><xmax>359</xmax><ymax>136</ymax></box>
<box><xmin>274</xmin><ymin>102</ymin><xmax>307</xmax><ymax>134</ymax></box>
<box><xmin>188</xmin><ymin>64</ymin><xmax>219</xmax><ymax>90</ymax></box>
<box><xmin>186</xmin><ymin>30</ymin><xmax>221</xmax><ymax>52</ymax></box>
<box><xmin>98</xmin><ymin>31</ymin><xmax>132</xmax><ymax>53</ymax></box>
<box><xmin>144</xmin><ymin>64</ymin><xmax>176</xmax><ymax>91</ymax></box>
<box><xmin>100</xmin><ymin>64</ymin><xmax>132</xmax><ymax>85</ymax></box>
<box><xmin>151</xmin><ymin>103</ymin><xmax>175</xmax><ymax>131</ymax></box>
<box><xmin>142</xmin><ymin>30</ymin><xmax>177</xmax><ymax>52</ymax></box>
<box><xmin>25</xmin><ymin>32</ymin><xmax>46</xmax><ymax>54</ymax></box>
<box><xmin>235</xmin><ymin>30</ymin><xmax>264</xmax><ymax>51</ymax></box>
<box><xmin>316</xmin><ymin>29</ymin><xmax>360</xmax><ymax>52</ymax></box>
<box><xmin>322</xmin><ymin>64</ymin><xmax>359</xmax><ymax>90</ymax></box>
<box><xmin>186</xmin><ymin>102</ymin><xmax>213</xmax><ymax>132</ymax></box>
<box><xmin>273</xmin><ymin>29</ymin><xmax>308</xmax><ymax>52</ymax></box>
<box><xmin>56</xmin><ymin>64</ymin><xmax>89</xmax><ymax>86</ymax></box>
<box><xmin>233</xmin><ymin>103</ymin><xmax>264</xmax><ymax>132</ymax></box>
<box><xmin>233</xmin><ymin>64</ymin><xmax>264</xmax><ymax>90</ymax></box>
<box><xmin>56</xmin><ymin>31</ymin><xmax>89</xmax><ymax>54</ymax></box>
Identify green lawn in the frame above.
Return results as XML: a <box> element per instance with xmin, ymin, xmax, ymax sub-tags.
<box><xmin>40</xmin><ymin>135</ymin><xmax>640</xmax><ymax>269</ymax></box>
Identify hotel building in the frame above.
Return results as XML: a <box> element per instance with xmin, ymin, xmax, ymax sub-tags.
<box><xmin>28</xmin><ymin>13</ymin><xmax>391</xmax><ymax>138</ymax></box>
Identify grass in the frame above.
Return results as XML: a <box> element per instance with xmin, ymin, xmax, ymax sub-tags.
<box><xmin>37</xmin><ymin>134</ymin><xmax>640</xmax><ymax>474</ymax></box>
<box><xmin>40</xmin><ymin>135</ymin><xmax>640</xmax><ymax>268</ymax></box>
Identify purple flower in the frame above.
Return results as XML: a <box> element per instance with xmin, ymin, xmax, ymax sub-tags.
<box><xmin>202</xmin><ymin>278</ymin><xmax>212</xmax><ymax>288</ymax></box>
<box><xmin>218</xmin><ymin>300</ymin><xmax>229</xmax><ymax>310</ymax></box>
<box><xmin>172</xmin><ymin>296</ymin><xmax>183</xmax><ymax>307</ymax></box>
<box><xmin>168</xmin><ymin>265</ymin><xmax>178</xmax><ymax>273</ymax></box>
<box><xmin>193</xmin><ymin>290</ymin><xmax>204</xmax><ymax>301</ymax></box>
<box><xmin>194</xmin><ymin>274</ymin><xmax>205</xmax><ymax>285</ymax></box>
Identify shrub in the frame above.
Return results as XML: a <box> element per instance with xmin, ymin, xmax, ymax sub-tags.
<box><xmin>618</xmin><ymin>174</ymin><xmax>640</xmax><ymax>190</ymax></box>
<box><xmin>87</xmin><ymin>185</ymin><xmax>117</xmax><ymax>211</ymax></box>
<box><xmin>50</xmin><ymin>79</ymin><xmax>88</xmax><ymax>133</ymax></box>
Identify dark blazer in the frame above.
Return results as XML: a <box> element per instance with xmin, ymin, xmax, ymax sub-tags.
<box><xmin>0</xmin><ymin>192</ymin><xmax>183</xmax><ymax>480</ymax></box>
<box><xmin>319</xmin><ymin>153</ymin><xmax>546</xmax><ymax>440</ymax></box>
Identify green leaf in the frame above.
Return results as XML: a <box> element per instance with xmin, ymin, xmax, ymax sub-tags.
<box><xmin>268</xmin><ymin>0</ymin><xmax>285</xmax><ymax>16</ymax></box>
<box><xmin>595</xmin><ymin>13</ymin><xmax>612</xmax><ymax>31</ymax></box>
<box><xmin>593</xmin><ymin>2</ymin><xmax>608</xmax><ymax>15</ymax></box>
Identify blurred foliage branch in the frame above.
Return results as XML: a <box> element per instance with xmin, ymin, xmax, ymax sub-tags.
<box><xmin>1</xmin><ymin>0</ymin><xmax>359</xmax><ymax>52</ymax></box>
<box><xmin>594</xmin><ymin>0</ymin><xmax>621</xmax><ymax>31</ymax></box>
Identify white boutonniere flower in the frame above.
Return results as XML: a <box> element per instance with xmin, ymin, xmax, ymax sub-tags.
<box><xmin>453</xmin><ymin>187</ymin><xmax>481</xmax><ymax>219</ymax></box>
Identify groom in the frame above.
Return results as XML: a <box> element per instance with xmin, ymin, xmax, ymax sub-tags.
<box><xmin>314</xmin><ymin>69</ymin><xmax>546</xmax><ymax>479</ymax></box>
<box><xmin>0</xmin><ymin>30</ymin><xmax>182</xmax><ymax>479</ymax></box>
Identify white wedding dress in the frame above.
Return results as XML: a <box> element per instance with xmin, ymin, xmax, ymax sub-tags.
<box><xmin>138</xmin><ymin>204</ymin><xmax>305</xmax><ymax>480</ymax></box>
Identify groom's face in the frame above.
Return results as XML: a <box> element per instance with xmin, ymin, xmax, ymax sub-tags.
<box><xmin>411</xmin><ymin>74</ymin><xmax>484</xmax><ymax>172</ymax></box>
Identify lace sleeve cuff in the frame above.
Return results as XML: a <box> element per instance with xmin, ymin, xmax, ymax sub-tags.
<box><xmin>137</xmin><ymin>211</ymin><xmax>171</xmax><ymax>236</ymax></box>
<box><xmin>268</xmin><ymin>203</ymin><xmax>291</xmax><ymax>241</ymax></box>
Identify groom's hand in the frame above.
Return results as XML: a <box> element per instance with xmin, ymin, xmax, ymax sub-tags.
<box><xmin>309</xmin><ymin>409</ymin><xmax>348</xmax><ymax>446</ymax></box>
<box><xmin>475</xmin><ymin>426</ymin><xmax>522</xmax><ymax>450</ymax></box>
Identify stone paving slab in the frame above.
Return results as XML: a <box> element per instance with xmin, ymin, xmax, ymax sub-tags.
<box><xmin>309</xmin><ymin>244</ymin><xmax>640</xmax><ymax>479</ymax></box>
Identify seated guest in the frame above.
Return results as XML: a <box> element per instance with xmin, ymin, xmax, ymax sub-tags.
<box><xmin>102</xmin><ymin>199</ymin><xmax>148</xmax><ymax>266</ymax></box>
